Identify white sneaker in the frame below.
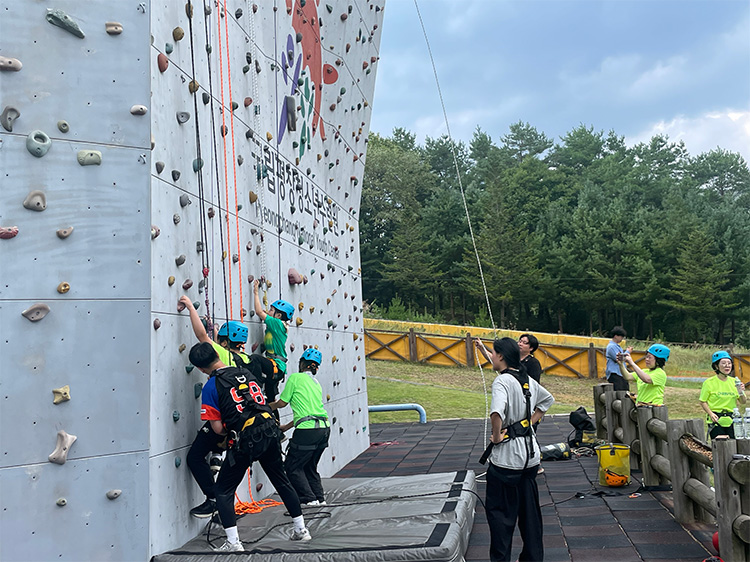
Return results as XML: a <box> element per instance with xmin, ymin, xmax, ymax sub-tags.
<box><xmin>290</xmin><ymin>528</ymin><xmax>311</xmax><ymax>541</ymax></box>
<box><xmin>213</xmin><ymin>539</ymin><xmax>244</xmax><ymax>551</ymax></box>
<box><xmin>318</xmin><ymin>500</ymin><xmax>327</xmax><ymax>505</ymax></box>
<box><xmin>302</xmin><ymin>500</ymin><xmax>320</xmax><ymax>506</ymax></box>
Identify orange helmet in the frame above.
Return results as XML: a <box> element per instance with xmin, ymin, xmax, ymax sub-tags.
<box><xmin>605</xmin><ymin>469</ymin><xmax>629</xmax><ymax>487</ymax></box>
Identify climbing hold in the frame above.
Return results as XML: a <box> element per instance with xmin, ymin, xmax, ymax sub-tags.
<box><xmin>185</xmin><ymin>364</ymin><xmax>194</xmax><ymax>374</ymax></box>
<box><xmin>56</xmin><ymin>498</ymin><xmax>67</xmax><ymax>507</ymax></box>
<box><xmin>232</xmin><ymin>254</ymin><xmax>239</xmax><ymax>264</ymax></box>
<box><xmin>295</xmin><ymin>318</ymin><xmax>303</xmax><ymax>326</ymax></box>
<box><xmin>182</xmin><ymin>279</ymin><xmax>193</xmax><ymax>290</ymax></box>
<box><xmin>190</xmin><ymin>158</ymin><xmax>204</xmax><ymax>174</ymax></box>
<box><xmin>249</xmin><ymin>191</ymin><xmax>258</xmax><ymax>203</ymax></box>
<box><xmin>168</xmin><ymin>276</ymin><xmax>175</xmax><ymax>286</ymax></box>
<box><xmin>153</xmin><ymin>318</ymin><xmax>161</xmax><ymax>330</ymax></box>
<box><xmin>353</xmin><ymin>333</ymin><xmax>359</xmax><ymax>341</ymax></box>
<box><xmin>188</xmin><ymin>80</ymin><xmax>199</xmax><ymax>93</ymax></box>
<box><xmin>196</xmin><ymin>241</ymin><xmax>203</xmax><ymax>252</ymax></box>
<box><xmin>339</xmin><ymin>427</ymin><xmax>344</xmax><ymax>434</ymax></box>
<box><xmin>175</xmin><ymin>255</ymin><xmax>186</xmax><ymax>266</ymax></box>
<box><xmin>106</xmin><ymin>490</ymin><xmax>122</xmax><ymax>500</ymax></box>
<box><xmin>231</xmin><ymin>101</ymin><xmax>239</xmax><ymax>111</ymax></box>
<box><xmin>171</xmin><ymin>170</ymin><xmax>180</xmax><ymax>181</ymax></box>
<box><xmin>22</xmin><ymin>303</ymin><xmax>50</xmax><ymax>322</ymax></box>
<box><xmin>56</xmin><ymin>120</ymin><xmax>69</xmax><ymax>134</ymax></box>
<box><xmin>176</xmin><ymin>111</ymin><xmax>190</xmax><ymax>124</ymax></box>
<box><xmin>244</xmin><ymin>97</ymin><xmax>253</xmax><ymax>107</ymax></box>
<box><xmin>48</xmin><ymin>430</ymin><xmax>77</xmax><ymax>464</ymax></box>
<box><xmin>52</xmin><ymin>385</ymin><xmax>71</xmax><ymax>404</ymax></box>
<box><xmin>202</xmin><ymin>92</ymin><xmax>210</xmax><ymax>104</ymax></box>
<box><xmin>172</xmin><ymin>27</ymin><xmax>185</xmax><ymax>41</ymax></box>
<box><xmin>155</xmin><ymin>161</ymin><xmax>165</xmax><ymax>174</ymax></box>
<box><xmin>331</xmin><ymin>355</ymin><xmax>337</xmax><ymax>363</ymax></box>
<box><xmin>235</xmin><ymin>7</ymin><xmax>243</xmax><ymax>18</ymax></box>
<box><xmin>266</xmin><ymin>131</ymin><xmax>273</xmax><ymax>142</ymax></box>
<box><xmin>0</xmin><ymin>225</ymin><xmax>18</xmax><ymax>239</ymax></box>
<box><xmin>157</xmin><ymin>53</ymin><xmax>169</xmax><ymax>72</ymax></box>
<box><xmin>105</xmin><ymin>21</ymin><xmax>123</xmax><ymax>35</ymax></box>
<box><xmin>172</xmin><ymin>410</ymin><xmax>180</xmax><ymax>422</ymax></box>
<box><xmin>340</xmin><ymin>13</ymin><xmax>348</xmax><ymax>21</ymax></box>
<box><xmin>193</xmin><ymin>300</ymin><xmax>200</xmax><ymax>310</ymax></box>
<box><xmin>194</xmin><ymin>382</ymin><xmax>203</xmax><ymax>398</ymax></box>
<box><xmin>220</xmin><ymin>125</ymin><xmax>228</xmax><ymax>137</ymax></box>
<box><xmin>255</xmin><ymin>482</ymin><xmax>263</xmax><ymax>493</ymax></box>
<box><xmin>56</xmin><ymin>226</ymin><xmax>73</xmax><ymax>239</ymax></box>
<box><xmin>179</xmin><ymin>194</ymin><xmax>191</xmax><ymax>207</ymax></box>
<box><xmin>237</xmin><ymin>155</ymin><xmax>243</xmax><ymax>166</ymax></box>
<box><xmin>0</xmin><ymin>56</ymin><xmax>22</xmax><ymax>71</ymax></box>
<box><xmin>130</xmin><ymin>105</ymin><xmax>148</xmax><ymax>116</ymax></box>
<box><xmin>165</xmin><ymin>42</ymin><xmax>174</xmax><ymax>54</ymax></box>
<box><xmin>26</xmin><ymin>130</ymin><xmax>52</xmax><ymax>158</ymax></box>
<box><xmin>207</xmin><ymin>208</ymin><xmax>215</xmax><ymax>218</ymax></box>
<box><xmin>179</xmin><ymin>343</ymin><xmax>187</xmax><ymax>354</ymax></box>
<box><xmin>288</xmin><ymin>268</ymin><xmax>303</xmax><ymax>285</ymax></box>
<box><xmin>298</xmin><ymin>302</ymin><xmax>304</xmax><ymax>311</ymax></box>
<box><xmin>1</xmin><ymin>106</ymin><xmax>20</xmax><ymax>132</ymax></box>
<box><xmin>23</xmin><ymin>190</ymin><xmax>47</xmax><ymax>212</ymax></box>
<box><xmin>151</xmin><ymin>225</ymin><xmax>160</xmax><ymax>239</ymax></box>
<box><xmin>77</xmin><ymin>150</ymin><xmax>102</xmax><ymax>166</ymax></box>
<box><xmin>57</xmin><ymin>282</ymin><xmax>70</xmax><ymax>294</ymax></box>
<box><xmin>175</xmin><ymin>456</ymin><xmax>182</xmax><ymax>468</ymax></box>
<box><xmin>46</xmin><ymin>8</ymin><xmax>85</xmax><ymax>39</ymax></box>
<box><xmin>255</xmin><ymin>60</ymin><xmax>261</xmax><ymax>73</ymax></box>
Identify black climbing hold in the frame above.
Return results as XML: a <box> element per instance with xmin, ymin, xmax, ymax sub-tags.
<box><xmin>1</xmin><ymin>106</ymin><xmax>20</xmax><ymax>132</ymax></box>
<box><xmin>46</xmin><ymin>8</ymin><xmax>85</xmax><ymax>39</ymax></box>
<box><xmin>155</xmin><ymin>161</ymin><xmax>165</xmax><ymax>174</ymax></box>
<box><xmin>202</xmin><ymin>92</ymin><xmax>210</xmax><ymax>104</ymax></box>
<box><xmin>235</xmin><ymin>8</ymin><xmax>242</xmax><ymax>18</ymax></box>
<box><xmin>172</xmin><ymin>170</ymin><xmax>181</xmax><ymax>181</ymax></box>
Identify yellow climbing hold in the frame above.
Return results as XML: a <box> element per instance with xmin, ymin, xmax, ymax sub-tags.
<box><xmin>331</xmin><ymin>355</ymin><xmax>337</xmax><ymax>363</ymax></box>
<box><xmin>52</xmin><ymin>385</ymin><xmax>71</xmax><ymax>404</ymax></box>
<box><xmin>309</xmin><ymin>306</ymin><xmax>315</xmax><ymax>313</ymax></box>
<box><xmin>56</xmin><ymin>282</ymin><xmax>70</xmax><ymax>294</ymax></box>
<box><xmin>353</xmin><ymin>333</ymin><xmax>359</xmax><ymax>341</ymax></box>
<box><xmin>298</xmin><ymin>302</ymin><xmax>304</xmax><ymax>311</ymax></box>
<box><xmin>295</xmin><ymin>317</ymin><xmax>303</xmax><ymax>326</ymax></box>
<box><xmin>168</xmin><ymin>276</ymin><xmax>175</xmax><ymax>286</ymax></box>
<box><xmin>249</xmin><ymin>191</ymin><xmax>258</xmax><ymax>203</ymax></box>
<box><xmin>188</xmin><ymin>80</ymin><xmax>200</xmax><ymax>93</ymax></box>
<box><xmin>266</xmin><ymin>131</ymin><xmax>273</xmax><ymax>141</ymax></box>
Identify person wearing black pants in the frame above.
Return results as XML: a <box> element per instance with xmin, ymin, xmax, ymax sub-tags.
<box><xmin>186</xmin><ymin>423</ymin><xmax>225</xmax><ymax>517</ymax></box>
<box><xmin>284</xmin><ymin>427</ymin><xmax>330</xmax><ymax>504</ymax></box>
<box><xmin>475</xmin><ymin>337</ymin><xmax>554</xmax><ymax>562</ymax></box>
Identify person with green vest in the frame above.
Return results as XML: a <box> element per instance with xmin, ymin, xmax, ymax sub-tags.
<box><xmin>270</xmin><ymin>347</ymin><xmax>330</xmax><ymax>506</ymax></box>
<box><xmin>252</xmin><ymin>279</ymin><xmax>293</xmax><ymax>404</ymax></box>
<box><xmin>621</xmin><ymin>344</ymin><xmax>670</xmax><ymax>406</ymax></box>
<box><xmin>700</xmin><ymin>351</ymin><xmax>746</xmax><ymax>439</ymax></box>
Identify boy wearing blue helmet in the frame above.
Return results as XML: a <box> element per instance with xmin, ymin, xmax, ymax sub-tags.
<box><xmin>270</xmin><ymin>347</ymin><xmax>330</xmax><ymax>506</ymax></box>
<box><xmin>700</xmin><ymin>351</ymin><xmax>746</xmax><ymax>439</ymax></box>
<box><xmin>252</xmin><ymin>279</ymin><xmax>294</xmax><ymax>403</ymax></box>
<box><xmin>621</xmin><ymin>344</ymin><xmax>670</xmax><ymax>406</ymax></box>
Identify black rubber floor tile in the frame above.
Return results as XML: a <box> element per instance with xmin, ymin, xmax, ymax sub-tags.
<box><xmin>569</xmin><ymin>547</ymin><xmax>641</xmax><ymax>561</ymax></box>
<box><xmin>628</xmin><ymin>531</ymin><xmax>702</xmax><ymax>544</ymax></box>
<box><xmin>618</xmin><ymin>518</ymin><xmax>683</xmax><ymax>531</ymax></box>
<box><xmin>566</xmin><ymin>534</ymin><xmax>631</xmax><ymax>548</ymax></box>
<box><xmin>614</xmin><ymin>509</ymin><xmax>673</xmax><ymax>520</ymax></box>
<box><xmin>545</xmin><ymin>547</ymin><xmax>573</xmax><ymax>561</ymax></box>
<box><xmin>560</xmin><ymin>514</ymin><xmax>616</xmax><ymax>526</ymax></box>
<box><xmin>636</xmin><ymin>543</ymin><xmax>710</xmax><ymax>558</ymax></box>
<box><xmin>563</xmin><ymin>524</ymin><xmax>622</xmax><ymax>537</ymax></box>
<box><xmin>555</xmin><ymin>504</ymin><xmax>611</xmax><ymax>516</ymax></box>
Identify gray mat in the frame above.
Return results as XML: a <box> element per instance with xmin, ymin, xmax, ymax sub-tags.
<box><xmin>153</xmin><ymin>470</ymin><xmax>477</xmax><ymax>562</ymax></box>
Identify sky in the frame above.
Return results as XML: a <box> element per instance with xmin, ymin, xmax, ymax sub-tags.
<box><xmin>369</xmin><ymin>0</ymin><xmax>750</xmax><ymax>162</ymax></box>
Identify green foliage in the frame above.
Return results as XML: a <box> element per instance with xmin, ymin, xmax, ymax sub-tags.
<box><xmin>361</xmin><ymin>125</ymin><xmax>750</xmax><ymax>344</ymax></box>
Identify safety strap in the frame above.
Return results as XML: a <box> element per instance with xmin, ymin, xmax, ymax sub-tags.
<box><xmin>294</xmin><ymin>415</ymin><xmax>329</xmax><ymax>429</ymax></box>
<box><xmin>497</xmin><ymin>368</ymin><xmax>535</xmax><ymax>470</ymax></box>
<box><xmin>265</xmin><ymin>352</ymin><xmax>287</xmax><ymax>363</ymax></box>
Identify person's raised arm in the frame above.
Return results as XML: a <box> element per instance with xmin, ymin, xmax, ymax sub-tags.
<box><xmin>624</xmin><ymin>353</ymin><xmax>652</xmax><ymax>384</ymax></box>
<box><xmin>474</xmin><ymin>338</ymin><xmax>491</xmax><ymax>363</ymax></box>
<box><xmin>179</xmin><ymin>296</ymin><xmax>211</xmax><ymax>343</ymax></box>
<box><xmin>253</xmin><ymin>280</ymin><xmax>267</xmax><ymax>321</ymax></box>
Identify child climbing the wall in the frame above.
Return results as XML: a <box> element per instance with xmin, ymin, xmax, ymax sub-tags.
<box><xmin>251</xmin><ymin>279</ymin><xmax>294</xmax><ymax>405</ymax></box>
<box><xmin>178</xmin><ymin>295</ymin><xmax>262</xmax><ymax>518</ymax></box>
<box><xmin>270</xmin><ymin>347</ymin><xmax>330</xmax><ymax>506</ymax></box>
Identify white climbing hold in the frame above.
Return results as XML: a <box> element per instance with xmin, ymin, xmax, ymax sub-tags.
<box><xmin>48</xmin><ymin>430</ymin><xmax>77</xmax><ymax>465</ymax></box>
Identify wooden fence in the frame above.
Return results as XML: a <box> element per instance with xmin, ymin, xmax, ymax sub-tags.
<box><xmin>364</xmin><ymin>327</ymin><xmax>750</xmax><ymax>381</ymax></box>
<box><xmin>594</xmin><ymin>384</ymin><xmax>750</xmax><ymax>561</ymax></box>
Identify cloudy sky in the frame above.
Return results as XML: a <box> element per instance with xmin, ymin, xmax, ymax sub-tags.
<box><xmin>369</xmin><ymin>0</ymin><xmax>750</xmax><ymax>161</ymax></box>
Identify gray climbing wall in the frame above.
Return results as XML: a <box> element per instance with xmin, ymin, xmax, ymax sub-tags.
<box><xmin>1</xmin><ymin>0</ymin><xmax>384</xmax><ymax>559</ymax></box>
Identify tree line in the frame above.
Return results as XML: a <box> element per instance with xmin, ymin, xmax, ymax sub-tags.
<box><xmin>360</xmin><ymin>123</ymin><xmax>750</xmax><ymax>345</ymax></box>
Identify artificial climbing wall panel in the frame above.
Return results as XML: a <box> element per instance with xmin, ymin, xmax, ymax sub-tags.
<box><xmin>0</xmin><ymin>2</ymin><xmax>152</xmax><ymax>561</ymax></box>
<box><xmin>147</xmin><ymin>0</ymin><xmax>384</xmax><ymax>555</ymax></box>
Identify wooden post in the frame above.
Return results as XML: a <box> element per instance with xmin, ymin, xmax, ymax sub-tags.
<box><xmin>604</xmin><ymin>389</ymin><xmax>615</xmax><ymax>443</ymax></box>
<box><xmin>465</xmin><ymin>333</ymin><xmax>474</xmax><ymax>367</ymax></box>
<box><xmin>593</xmin><ymin>383</ymin><xmax>611</xmax><ymax>440</ymax></box>
<box><xmin>714</xmin><ymin>439</ymin><xmax>746</xmax><ymax>562</ymax></box>
<box><xmin>408</xmin><ymin>329</ymin><xmax>417</xmax><ymax>362</ymax></box>
<box><xmin>737</xmin><ymin>440</ymin><xmax>750</xmax><ymax>562</ymax></box>
<box><xmin>685</xmin><ymin>418</ymin><xmax>714</xmax><ymax>524</ymax></box>
<box><xmin>636</xmin><ymin>406</ymin><xmax>660</xmax><ymax>486</ymax></box>
<box><xmin>667</xmin><ymin>419</ymin><xmax>694</xmax><ymax>524</ymax></box>
<box><xmin>588</xmin><ymin>343</ymin><xmax>597</xmax><ymax>378</ymax></box>
<box><xmin>617</xmin><ymin>391</ymin><xmax>639</xmax><ymax>472</ymax></box>
<box><xmin>652</xmin><ymin>406</ymin><xmax>670</xmax><ymax>485</ymax></box>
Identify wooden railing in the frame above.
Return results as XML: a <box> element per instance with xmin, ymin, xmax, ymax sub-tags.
<box><xmin>594</xmin><ymin>383</ymin><xmax>750</xmax><ymax>561</ymax></box>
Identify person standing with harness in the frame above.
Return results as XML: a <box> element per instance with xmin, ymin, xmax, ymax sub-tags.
<box><xmin>189</xmin><ymin>342</ymin><xmax>311</xmax><ymax>551</ymax></box>
<box><xmin>252</xmin><ymin>279</ymin><xmax>293</xmax><ymax>404</ymax></box>
<box><xmin>270</xmin><ymin>348</ymin><xmax>330</xmax><ymax>506</ymax></box>
<box><xmin>700</xmin><ymin>350</ymin><xmax>746</xmax><ymax>439</ymax></box>
<box><xmin>475</xmin><ymin>337</ymin><xmax>554</xmax><ymax>562</ymax></box>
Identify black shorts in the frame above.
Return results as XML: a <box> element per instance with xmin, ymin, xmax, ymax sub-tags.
<box><xmin>607</xmin><ymin>373</ymin><xmax>629</xmax><ymax>391</ymax></box>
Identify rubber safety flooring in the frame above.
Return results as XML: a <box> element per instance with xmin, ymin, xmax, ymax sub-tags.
<box><xmin>336</xmin><ymin>416</ymin><xmax>717</xmax><ymax>562</ymax></box>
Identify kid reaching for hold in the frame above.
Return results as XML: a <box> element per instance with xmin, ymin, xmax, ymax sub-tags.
<box><xmin>252</xmin><ymin>279</ymin><xmax>294</xmax><ymax>403</ymax></box>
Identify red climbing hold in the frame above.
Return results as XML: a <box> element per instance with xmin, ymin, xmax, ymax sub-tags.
<box><xmin>323</xmin><ymin>63</ymin><xmax>338</xmax><ymax>84</ymax></box>
<box><xmin>0</xmin><ymin>226</ymin><xmax>19</xmax><ymax>239</ymax></box>
<box><xmin>157</xmin><ymin>53</ymin><xmax>168</xmax><ymax>73</ymax></box>
<box><xmin>202</xmin><ymin>267</ymin><xmax>210</xmax><ymax>278</ymax></box>
<box><xmin>288</xmin><ymin>268</ymin><xmax>304</xmax><ymax>285</ymax></box>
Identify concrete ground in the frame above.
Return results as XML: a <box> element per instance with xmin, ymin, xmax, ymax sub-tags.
<box><xmin>336</xmin><ymin>417</ymin><xmax>717</xmax><ymax>562</ymax></box>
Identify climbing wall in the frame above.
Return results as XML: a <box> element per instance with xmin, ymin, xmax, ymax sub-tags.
<box><xmin>1</xmin><ymin>0</ymin><xmax>384</xmax><ymax>559</ymax></box>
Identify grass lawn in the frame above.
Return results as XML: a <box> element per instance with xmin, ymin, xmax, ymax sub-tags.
<box><xmin>366</xmin><ymin>359</ymin><xmax>706</xmax><ymax>424</ymax></box>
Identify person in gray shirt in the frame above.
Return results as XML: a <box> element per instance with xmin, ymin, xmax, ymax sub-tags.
<box><xmin>605</xmin><ymin>327</ymin><xmax>629</xmax><ymax>391</ymax></box>
<box><xmin>475</xmin><ymin>337</ymin><xmax>554</xmax><ymax>562</ymax></box>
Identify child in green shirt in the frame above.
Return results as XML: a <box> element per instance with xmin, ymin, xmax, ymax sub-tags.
<box><xmin>700</xmin><ymin>351</ymin><xmax>746</xmax><ymax>439</ymax></box>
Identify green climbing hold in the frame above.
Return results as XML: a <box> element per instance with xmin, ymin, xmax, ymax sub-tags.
<box><xmin>237</xmin><ymin>204</ymin><xmax>243</xmax><ymax>211</ymax></box>
<box><xmin>298</xmin><ymin>236</ymin><xmax>304</xmax><ymax>244</ymax></box>
<box><xmin>243</xmin><ymin>64</ymin><xmax>250</xmax><ymax>74</ymax></box>
<box><xmin>326</xmin><ymin>4</ymin><xmax>333</xmax><ymax>12</ymax></box>
<box><xmin>206</xmin><ymin>44</ymin><xmax>212</xmax><ymax>54</ymax></box>
<box><xmin>165</xmin><ymin>43</ymin><xmax>174</xmax><ymax>54</ymax></box>
<box><xmin>77</xmin><ymin>150</ymin><xmax>102</xmax><ymax>166</ymax></box>
<box><xmin>175</xmin><ymin>457</ymin><xmax>181</xmax><ymax>468</ymax></box>
<box><xmin>192</xmin><ymin>158</ymin><xmax>203</xmax><ymax>172</ymax></box>
<box><xmin>231</xmin><ymin>101</ymin><xmax>238</xmax><ymax>111</ymax></box>
<box><xmin>194</xmin><ymin>382</ymin><xmax>203</xmax><ymax>399</ymax></box>
<box><xmin>172</xmin><ymin>410</ymin><xmax>180</xmax><ymax>422</ymax></box>
<box><xmin>292</xmin><ymin>141</ymin><xmax>299</xmax><ymax>148</ymax></box>
<box><xmin>340</xmin><ymin>87</ymin><xmax>346</xmax><ymax>95</ymax></box>
<box><xmin>26</xmin><ymin>130</ymin><xmax>51</xmax><ymax>158</ymax></box>
<box><xmin>46</xmin><ymin>8</ymin><xmax>85</xmax><ymax>39</ymax></box>
<box><xmin>185</xmin><ymin>364</ymin><xmax>194</xmax><ymax>373</ymax></box>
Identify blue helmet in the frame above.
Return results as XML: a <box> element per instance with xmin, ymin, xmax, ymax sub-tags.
<box><xmin>218</xmin><ymin>321</ymin><xmax>248</xmax><ymax>343</ymax></box>
<box><xmin>301</xmin><ymin>348</ymin><xmax>322</xmax><ymax>365</ymax></box>
<box><xmin>271</xmin><ymin>299</ymin><xmax>295</xmax><ymax>320</ymax></box>
<box><xmin>712</xmin><ymin>350</ymin><xmax>732</xmax><ymax>365</ymax></box>
<box><xmin>647</xmin><ymin>344</ymin><xmax>670</xmax><ymax>361</ymax></box>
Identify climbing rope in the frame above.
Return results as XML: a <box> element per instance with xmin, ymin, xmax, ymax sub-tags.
<box><xmin>233</xmin><ymin>470</ymin><xmax>282</xmax><ymax>515</ymax></box>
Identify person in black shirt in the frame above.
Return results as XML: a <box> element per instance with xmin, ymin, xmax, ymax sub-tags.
<box><xmin>518</xmin><ymin>333</ymin><xmax>542</xmax><ymax>383</ymax></box>
<box><xmin>189</xmin><ymin>342</ymin><xmax>311</xmax><ymax>551</ymax></box>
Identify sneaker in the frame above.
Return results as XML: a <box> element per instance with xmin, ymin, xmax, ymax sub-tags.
<box><xmin>213</xmin><ymin>539</ymin><xmax>244</xmax><ymax>551</ymax></box>
<box><xmin>209</xmin><ymin>453</ymin><xmax>223</xmax><ymax>473</ymax></box>
<box><xmin>302</xmin><ymin>500</ymin><xmax>320</xmax><ymax>506</ymax></box>
<box><xmin>318</xmin><ymin>500</ymin><xmax>327</xmax><ymax>505</ymax></box>
<box><xmin>290</xmin><ymin>528</ymin><xmax>312</xmax><ymax>541</ymax></box>
<box><xmin>190</xmin><ymin>498</ymin><xmax>216</xmax><ymax>518</ymax></box>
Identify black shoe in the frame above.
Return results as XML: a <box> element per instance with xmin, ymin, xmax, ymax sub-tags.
<box><xmin>190</xmin><ymin>499</ymin><xmax>216</xmax><ymax>518</ymax></box>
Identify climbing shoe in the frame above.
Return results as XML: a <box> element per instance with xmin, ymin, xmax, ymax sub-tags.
<box><xmin>213</xmin><ymin>539</ymin><xmax>244</xmax><ymax>551</ymax></box>
<box><xmin>190</xmin><ymin>498</ymin><xmax>216</xmax><ymax>518</ymax></box>
<box><xmin>290</xmin><ymin>528</ymin><xmax>312</xmax><ymax>541</ymax></box>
